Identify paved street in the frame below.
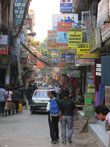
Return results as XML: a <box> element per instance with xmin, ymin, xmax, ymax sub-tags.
<box><xmin>0</xmin><ymin>109</ymin><xmax>101</xmax><ymax>147</ymax></box>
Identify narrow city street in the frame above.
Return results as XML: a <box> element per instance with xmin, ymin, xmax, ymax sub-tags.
<box><xmin>0</xmin><ymin>109</ymin><xmax>102</xmax><ymax>147</ymax></box>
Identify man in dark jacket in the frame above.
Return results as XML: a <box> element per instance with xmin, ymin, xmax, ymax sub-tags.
<box><xmin>59</xmin><ymin>90</ymin><xmax>75</xmax><ymax>144</ymax></box>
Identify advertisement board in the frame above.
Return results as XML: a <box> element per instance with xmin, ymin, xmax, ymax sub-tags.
<box><xmin>0</xmin><ymin>45</ymin><xmax>8</xmax><ymax>55</ymax></box>
<box><xmin>75</xmin><ymin>59</ymin><xmax>94</xmax><ymax>66</ymax></box>
<box><xmin>77</xmin><ymin>52</ymin><xmax>99</xmax><ymax>59</ymax></box>
<box><xmin>0</xmin><ymin>35</ymin><xmax>8</xmax><ymax>45</ymax></box>
<box><xmin>37</xmin><ymin>61</ymin><xmax>44</xmax><ymax>68</ymax></box>
<box><xmin>57</xmin><ymin>22</ymin><xmax>72</xmax><ymax>32</ymax></box>
<box><xmin>48</xmin><ymin>30</ymin><xmax>56</xmax><ymax>41</ymax></box>
<box><xmin>68</xmin><ymin>28</ymin><xmax>82</xmax><ymax>50</ymax></box>
<box><xmin>14</xmin><ymin>0</ymin><xmax>26</xmax><ymax>26</ymax></box>
<box><xmin>56</xmin><ymin>32</ymin><xmax>68</xmax><ymax>46</ymax></box>
<box><xmin>31</xmin><ymin>41</ymin><xmax>40</xmax><ymax>47</ymax></box>
<box><xmin>60</xmin><ymin>0</ymin><xmax>73</xmax><ymax>13</ymax></box>
<box><xmin>52</xmin><ymin>14</ymin><xmax>78</xmax><ymax>30</ymax></box>
<box><xmin>47</xmin><ymin>41</ymin><xmax>57</xmax><ymax>49</ymax></box>
<box><xmin>77</xmin><ymin>43</ymin><xmax>90</xmax><ymax>54</ymax></box>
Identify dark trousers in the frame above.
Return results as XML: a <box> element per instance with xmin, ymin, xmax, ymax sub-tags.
<box><xmin>48</xmin><ymin>114</ymin><xmax>59</xmax><ymax>141</ymax></box>
<box><xmin>13</xmin><ymin>101</ymin><xmax>19</xmax><ymax>113</ymax></box>
<box><xmin>0</xmin><ymin>101</ymin><xmax>5</xmax><ymax>115</ymax></box>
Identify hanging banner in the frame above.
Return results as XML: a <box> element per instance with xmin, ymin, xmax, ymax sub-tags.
<box><xmin>77</xmin><ymin>43</ymin><xmax>90</xmax><ymax>54</ymax></box>
<box><xmin>57</xmin><ymin>22</ymin><xmax>72</xmax><ymax>32</ymax></box>
<box><xmin>14</xmin><ymin>0</ymin><xmax>26</xmax><ymax>26</ymax></box>
<box><xmin>56</xmin><ymin>32</ymin><xmax>68</xmax><ymax>46</ymax></box>
<box><xmin>68</xmin><ymin>28</ymin><xmax>82</xmax><ymax>50</ymax></box>
<box><xmin>52</xmin><ymin>14</ymin><xmax>78</xmax><ymax>30</ymax></box>
<box><xmin>60</xmin><ymin>0</ymin><xmax>73</xmax><ymax>13</ymax></box>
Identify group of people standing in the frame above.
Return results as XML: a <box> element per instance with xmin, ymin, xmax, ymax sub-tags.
<box><xmin>48</xmin><ymin>90</ymin><xmax>75</xmax><ymax>144</ymax></box>
<box><xmin>0</xmin><ymin>84</ymin><xmax>25</xmax><ymax>116</ymax></box>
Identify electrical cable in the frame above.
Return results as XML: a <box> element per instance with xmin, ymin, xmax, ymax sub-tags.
<box><xmin>20</xmin><ymin>41</ymin><xmax>51</xmax><ymax>66</ymax></box>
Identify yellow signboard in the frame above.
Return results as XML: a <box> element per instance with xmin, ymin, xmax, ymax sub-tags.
<box><xmin>77</xmin><ymin>52</ymin><xmax>99</xmax><ymax>59</ymax></box>
<box><xmin>31</xmin><ymin>41</ymin><xmax>40</xmax><ymax>47</ymax></box>
<box><xmin>77</xmin><ymin>43</ymin><xmax>90</xmax><ymax>54</ymax></box>
<box><xmin>68</xmin><ymin>28</ymin><xmax>82</xmax><ymax>50</ymax></box>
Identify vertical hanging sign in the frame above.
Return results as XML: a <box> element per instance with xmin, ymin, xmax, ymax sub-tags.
<box><xmin>14</xmin><ymin>0</ymin><xmax>26</xmax><ymax>26</ymax></box>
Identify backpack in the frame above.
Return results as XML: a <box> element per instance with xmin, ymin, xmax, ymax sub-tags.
<box><xmin>50</xmin><ymin>99</ymin><xmax>59</xmax><ymax>115</ymax></box>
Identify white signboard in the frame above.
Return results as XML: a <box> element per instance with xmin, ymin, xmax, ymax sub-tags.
<box><xmin>0</xmin><ymin>35</ymin><xmax>8</xmax><ymax>45</ymax></box>
<box><xmin>52</xmin><ymin>14</ymin><xmax>78</xmax><ymax>30</ymax></box>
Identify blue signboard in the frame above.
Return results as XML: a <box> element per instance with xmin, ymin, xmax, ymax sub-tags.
<box><xmin>60</xmin><ymin>3</ymin><xmax>72</xmax><ymax>13</ymax></box>
<box><xmin>56</xmin><ymin>32</ymin><xmax>68</xmax><ymax>44</ymax></box>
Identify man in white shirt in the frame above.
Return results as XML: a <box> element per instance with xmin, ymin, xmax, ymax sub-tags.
<box><xmin>95</xmin><ymin>105</ymin><xmax>110</xmax><ymax>126</ymax></box>
<box><xmin>0</xmin><ymin>84</ymin><xmax>6</xmax><ymax>116</ymax></box>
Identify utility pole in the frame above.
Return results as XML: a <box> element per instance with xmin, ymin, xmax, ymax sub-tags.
<box><xmin>9</xmin><ymin>0</ymin><xmax>14</xmax><ymax>27</ymax></box>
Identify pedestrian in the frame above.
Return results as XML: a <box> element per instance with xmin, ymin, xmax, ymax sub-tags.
<box><xmin>12</xmin><ymin>86</ymin><xmax>21</xmax><ymax>114</ymax></box>
<box><xmin>54</xmin><ymin>83</ymin><xmax>60</xmax><ymax>98</ymax></box>
<box><xmin>27</xmin><ymin>83</ymin><xmax>34</xmax><ymax>105</ymax></box>
<box><xmin>48</xmin><ymin>91</ymin><xmax>60</xmax><ymax>144</ymax></box>
<box><xmin>0</xmin><ymin>84</ymin><xmax>6</xmax><ymax>116</ymax></box>
<box><xmin>6</xmin><ymin>87</ymin><xmax>13</xmax><ymax>115</ymax></box>
<box><xmin>59</xmin><ymin>90</ymin><xmax>75</xmax><ymax>144</ymax></box>
<box><xmin>95</xmin><ymin>105</ymin><xmax>110</xmax><ymax>130</ymax></box>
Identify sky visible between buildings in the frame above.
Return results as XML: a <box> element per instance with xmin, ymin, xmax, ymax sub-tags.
<box><xmin>30</xmin><ymin>0</ymin><xmax>60</xmax><ymax>42</ymax></box>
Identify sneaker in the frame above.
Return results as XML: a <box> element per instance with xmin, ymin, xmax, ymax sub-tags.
<box><xmin>62</xmin><ymin>141</ymin><xmax>66</xmax><ymax>144</ymax></box>
<box><xmin>51</xmin><ymin>140</ymin><xmax>57</xmax><ymax>144</ymax></box>
<box><xmin>68</xmin><ymin>137</ymin><xmax>72</xmax><ymax>143</ymax></box>
<box><xmin>55</xmin><ymin>139</ymin><xmax>59</xmax><ymax>143</ymax></box>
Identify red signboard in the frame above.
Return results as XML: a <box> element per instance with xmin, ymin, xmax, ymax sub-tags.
<box><xmin>57</xmin><ymin>22</ymin><xmax>72</xmax><ymax>32</ymax></box>
<box><xmin>0</xmin><ymin>45</ymin><xmax>8</xmax><ymax>54</ymax></box>
<box><xmin>37</xmin><ymin>61</ymin><xmax>44</xmax><ymax>68</ymax></box>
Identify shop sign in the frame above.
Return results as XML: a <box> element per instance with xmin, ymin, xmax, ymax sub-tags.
<box><xmin>77</xmin><ymin>43</ymin><xmax>90</xmax><ymax>54</ymax></box>
<box><xmin>37</xmin><ymin>61</ymin><xmax>44</xmax><ymax>68</ymax></box>
<box><xmin>58</xmin><ymin>49</ymin><xmax>67</xmax><ymax>53</ymax></box>
<box><xmin>0</xmin><ymin>45</ymin><xmax>8</xmax><ymax>55</ymax></box>
<box><xmin>101</xmin><ymin>23</ymin><xmax>110</xmax><ymax>42</ymax></box>
<box><xmin>0</xmin><ymin>35</ymin><xmax>8</xmax><ymax>45</ymax></box>
<box><xmin>48</xmin><ymin>30</ymin><xmax>56</xmax><ymax>41</ymax></box>
<box><xmin>75</xmin><ymin>59</ymin><xmax>94</xmax><ymax>66</ymax></box>
<box><xmin>14</xmin><ymin>0</ymin><xmax>26</xmax><ymax>26</ymax></box>
<box><xmin>47</xmin><ymin>41</ymin><xmax>57</xmax><ymax>49</ymax></box>
<box><xmin>57</xmin><ymin>22</ymin><xmax>72</xmax><ymax>32</ymax></box>
<box><xmin>68</xmin><ymin>28</ymin><xmax>82</xmax><ymax>50</ymax></box>
<box><xmin>77</xmin><ymin>52</ymin><xmax>99</xmax><ymax>59</ymax></box>
<box><xmin>96</xmin><ymin>64</ymin><xmax>101</xmax><ymax>76</ymax></box>
<box><xmin>56</xmin><ymin>32</ymin><xmax>68</xmax><ymax>46</ymax></box>
<box><xmin>48</xmin><ymin>30</ymin><xmax>56</xmax><ymax>36</ymax></box>
<box><xmin>30</xmin><ymin>41</ymin><xmax>40</xmax><ymax>47</ymax></box>
<box><xmin>52</xmin><ymin>14</ymin><xmax>78</xmax><ymax>30</ymax></box>
<box><xmin>60</xmin><ymin>0</ymin><xmax>73</xmax><ymax>13</ymax></box>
